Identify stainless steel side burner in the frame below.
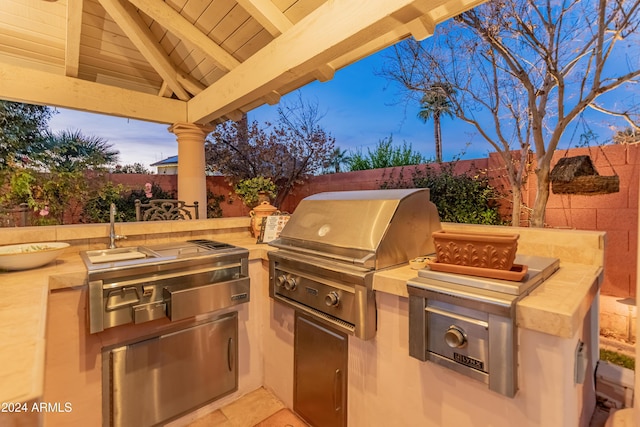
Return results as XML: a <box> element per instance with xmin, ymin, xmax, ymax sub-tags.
<box><xmin>407</xmin><ymin>254</ymin><xmax>559</xmax><ymax>397</ymax></box>
<box><xmin>82</xmin><ymin>239</ymin><xmax>249</xmax><ymax>334</ymax></box>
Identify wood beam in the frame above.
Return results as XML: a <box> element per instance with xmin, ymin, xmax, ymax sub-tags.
<box><xmin>225</xmin><ymin>110</ymin><xmax>244</xmax><ymax>121</ymax></box>
<box><xmin>127</xmin><ymin>0</ymin><xmax>241</xmax><ymax>72</ymax></box>
<box><xmin>188</xmin><ymin>0</ymin><xmax>431</xmax><ymax>123</ymax></box>
<box><xmin>313</xmin><ymin>64</ymin><xmax>335</xmax><ymax>82</ymax></box>
<box><xmin>263</xmin><ymin>91</ymin><xmax>281</xmax><ymax>105</ymax></box>
<box><xmin>98</xmin><ymin>0</ymin><xmax>191</xmax><ymax>100</ymax></box>
<box><xmin>0</xmin><ymin>62</ymin><xmax>187</xmax><ymax>124</ymax></box>
<box><xmin>406</xmin><ymin>15</ymin><xmax>436</xmax><ymax>41</ymax></box>
<box><xmin>177</xmin><ymin>72</ymin><xmax>206</xmax><ymax>96</ymax></box>
<box><xmin>65</xmin><ymin>0</ymin><xmax>83</xmax><ymax>77</ymax></box>
<box><xmin>235</xmin><ymin>0</ymin><xmax>293</xmax><ymax>36</ymax></box>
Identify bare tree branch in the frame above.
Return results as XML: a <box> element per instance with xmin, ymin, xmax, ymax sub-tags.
<box><xmin>381</xmin><ymin>0</ymin><xmax>640</xmax><ymax>226</ymax></box>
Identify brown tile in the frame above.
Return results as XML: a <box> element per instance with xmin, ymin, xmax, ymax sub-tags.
<box><xmin>253</xmin><ymin>408</ymin><xmax>308</xmax><ymax>427</ymax></box>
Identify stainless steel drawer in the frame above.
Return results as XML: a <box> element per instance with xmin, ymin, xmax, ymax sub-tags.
<box><xmin>164</xmin><ymin>276</ymin><xmax>250</xmax><ymax>321</ymax></box>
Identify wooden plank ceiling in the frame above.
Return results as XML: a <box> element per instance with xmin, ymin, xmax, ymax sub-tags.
<box><xmin>0</xmin><ymin>0</ymin><xmax>486</xmax><ymax>126</ymax></box>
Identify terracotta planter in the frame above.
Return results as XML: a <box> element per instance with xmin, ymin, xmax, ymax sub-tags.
<box><xmin>432</xmin><ymin>230</ymin><xmax>519</xmax><ymax>271</ymax></box>
<box><xmin>249</xmin><ymin>201</ymin><xmax>278</xmax><ymax>238</ymax></box>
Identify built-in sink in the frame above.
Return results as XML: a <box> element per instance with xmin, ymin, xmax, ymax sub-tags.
<box><xmin>84</xmin><ymin>246</ymin><xmax>159</xmax><ymax>264</ymax></box>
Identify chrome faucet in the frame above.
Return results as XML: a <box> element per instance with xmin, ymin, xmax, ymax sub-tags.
<box><xmin>109</xmin><ymin>203</ymin><xmax>127</xmax><ymax>249</ymax></box>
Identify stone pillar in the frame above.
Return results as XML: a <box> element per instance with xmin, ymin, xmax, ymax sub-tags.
<box><xmin>168</xmin><ymin>122</ymin><xmax>213</xmax><ymax>220</ymax></box>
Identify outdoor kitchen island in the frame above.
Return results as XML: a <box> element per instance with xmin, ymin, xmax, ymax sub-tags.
<box><xmin>0</xmin><ymin>220</ymin><xmax>603</xmax><ymax>427</ymax></box>
<box><xmin>263</xmin><ymin>222</ymin><xmax>605</xmax><ymax>427</ymax></box>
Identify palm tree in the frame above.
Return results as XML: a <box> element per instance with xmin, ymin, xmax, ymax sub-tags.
<box><xmin>43</xmin><ymin>129</ymin><xmax>119</xmax><ymax>172</ymax></box>
<box><xmin>417</xmin><ymin>83</ymin><xmax>455</xmax><ymax>163</ymax></box>
<box><xmin>327</xmin><ymin>147</ymin><xmax>350</xmax><ymax>173</ymax></box>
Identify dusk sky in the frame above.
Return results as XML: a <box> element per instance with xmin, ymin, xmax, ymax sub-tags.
<box><xmin>47</xmin><ymin>43</ymin><xmax>631</xmax><ymax>171</ymax></box>
<box><xmin>47</xmin><ymin>47</ymin><xmax>488</xmax><ymax>170</ymax></box>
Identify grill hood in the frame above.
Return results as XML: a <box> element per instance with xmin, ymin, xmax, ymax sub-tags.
<box><xmin>270</xmin><ymin>189</ymin><xmax>442</xmax><ymax>270</ymax></box>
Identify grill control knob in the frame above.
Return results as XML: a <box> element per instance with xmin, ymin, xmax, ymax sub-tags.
<box><xmin>285</xmin><ymin>277</ymin><xmax>297</xmax><ymax>291</ymax></box>
<box><xmin>325</xmin><ymin>291</ymin><xmax>340</xmax><ymax>307</ymax></box>
<box><xmin>276</xmin><ymin>275</ymin><xmax>287</xmax><ymax>288</ymax></box>
<box><xmin>444</xmin><ymin>326</ymin><xmax>467</xmax><ymax>348</ymax></box>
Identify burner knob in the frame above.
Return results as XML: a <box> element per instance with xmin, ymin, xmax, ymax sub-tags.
<box><xmin>444</xmin><ymin>326</ymin><xmax>467</xmax><ymax>348</ymax></box>
<box><xmin>285</xmin><ymin>277</ymin><xmax>297</xmax><ymax>291</ymax></box>
<box><xmin>276</xmin><ymin>275</ymin><xmax>287</xmax><ymax>288</ymax></box>
<box><xmin>325</xmin><ymin>291</ymin><xmax>340</xmax><ymax>307</ymax></box>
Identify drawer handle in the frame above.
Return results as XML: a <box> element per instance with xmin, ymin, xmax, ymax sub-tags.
<box><xmin>333</xmin><ymin>369</ymin><xmax>342</xmax><ymax>412</ymax></box>
<box><xmin>227</xmin><ymin>337</ymin><xmax>234</xmax><ymax>372</ymax></box>
<box><xmin>106</xmin><ymin>286</ymin><xmax>141</xmax><ymax>310</ymax></box>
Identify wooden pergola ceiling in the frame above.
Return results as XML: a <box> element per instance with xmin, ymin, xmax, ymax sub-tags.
<box><xmin>0</xmin><ymin>0</ymin><xmax>486</xmax><ymax>126</ymax></box>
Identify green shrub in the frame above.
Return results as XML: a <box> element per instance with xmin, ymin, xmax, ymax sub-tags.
<box><xmin>381</xmin><ymin>162</ymin><xmax>505</xmax><ymax>225</ymax></box>
<box><xmin>207</xmin><ymin>191</ymin><xmax>225</xmax><ymax>218</ymax></box>
<box><xmin>82</xmin><ymin>181</ymin><xmax>127</xmax><ymax>223</ymax></box>
<box><xmin>600</xmin><ymin>349</ymin><xmax>635</xmax><ymax>370</ymax></box>
<box><xmin>348</xmin><ymin>136</ymin><xmax>426</xmax><ymax>171</ymax></box>
<box><xmin>83</xmin><ymin>182</ymin><xmax>175</xmax><ymax>223</ymax></box>
<box><xmin>233</xmin><ymin>176</ymin><xmax>276</xmax><ymax>208</ymax></box>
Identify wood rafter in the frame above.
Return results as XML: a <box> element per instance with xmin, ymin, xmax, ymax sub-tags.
<box><xmin>0</xmin><ymin>0</ymin><xmax>487</xmax><ymax>126</ymax></box>
<box><xmin>98</xmin><ymin>0</ymin><xmax>191</xmax><ymax>100</ymax></box>
<box><xmin>188</xmin><ymin>0</ymin><xmax>443</xmax><ymax>123</ymax></box>
<box><xmin>236</xmin><ymin>0</ymin><xmax>293</xmax><ymax>36</ymax></box>
<box><xmin>126</xmin><ymin>0</ymin><xmax>241</xmax><ymax>72</ymax></box>
<box><xmin>65</xmin><ymin>0</ymin><xmax>83</xmax><ymax>77</ymax></box>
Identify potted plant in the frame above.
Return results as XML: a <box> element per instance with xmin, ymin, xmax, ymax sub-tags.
<box><xmin>234</xmin><ymin>177</ymin><xmax>279</xmax><ymax>238</ymax></box>
<box><xmin>233</xmin><ymin>176</ymin><xmax>277</xmax><ymax>208</ymax></box>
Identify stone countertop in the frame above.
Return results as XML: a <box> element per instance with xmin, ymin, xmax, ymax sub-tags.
<box><xmin>0</xmin><ymin>253</ymin><xmax>78</xmax><ymax>406</ymax></box>
<box><xmin>0</xmin><ymin>238</ymin><xmax>269</xmax><ymax>405</ymax></box>
<box><xmin>373</xmin><ymin>262</ymin><xmax>603</xmax><ymax>339</ymax></box>
<box><xmin>0</xmin><ymin>232</ymin><xmax>603</xmax><ymax>405</ymax></box>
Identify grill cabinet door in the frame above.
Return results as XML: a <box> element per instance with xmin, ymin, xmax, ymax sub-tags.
<box><xmin>106</xmin><ymin>312</ymin><xmax>238</xmax><ymax>427</ymax></box>
<box><xmin>294</xmin><ymin>312</ymin><xmax>348</xmax><ymax>427</ymax></box>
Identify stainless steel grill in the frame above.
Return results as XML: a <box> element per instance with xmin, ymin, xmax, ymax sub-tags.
<box><xmin>269</xmin><ymin>189</ymin><xmax>442</xmax><ymax>340</ymax></box>
<box><xmin>407</xmin><ymin>254</ymin><xmax>560</xmax><ymax>397</ymax></box>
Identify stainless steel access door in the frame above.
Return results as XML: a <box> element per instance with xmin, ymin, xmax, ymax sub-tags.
<box><xmin>294</xmin><ymin>312</ymin><xmax>348</xmax><ymax>427</ymax></box>
<box><xmin>104</xmin><ymin>312</ymin><xmax>238</xmax><ymax>427</ymax></box>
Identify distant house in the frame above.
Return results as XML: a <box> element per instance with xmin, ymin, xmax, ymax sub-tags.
<box><xmin>151</xmin><ymin>155</ymin><xmax>178</xmax><ymax>175</ymax></box>
<box><xmin>151</xmin><ymin>155</ymin><xmax>223</xmax><ymax>176</ymax></box>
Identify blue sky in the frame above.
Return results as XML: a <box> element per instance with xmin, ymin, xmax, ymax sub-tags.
<box><xmin>47</xmin><ymin>47</ymin><xmax>488</xmax><ymax>169</ymax></box>
<box><xmin>47</xmin><ymin>41</ymin><xmax>634</xmax><ymax>170</ymax></box>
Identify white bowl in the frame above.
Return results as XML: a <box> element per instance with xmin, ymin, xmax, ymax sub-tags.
<box><xmin>0</xmin><ymin>242</ymin><xmax>70</xmax><ymax>271</ymax></box>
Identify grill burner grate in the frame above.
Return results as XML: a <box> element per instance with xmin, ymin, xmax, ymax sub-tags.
<box><xmin>188</xmin><ymin>239</ymin><xmax>235</xmax><ymax>250</ymax></box>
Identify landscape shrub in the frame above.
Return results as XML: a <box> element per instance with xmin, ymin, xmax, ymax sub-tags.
<box><xmin>380</xmin><ymin>162</ymin><xmax>506</xmax><ymax>225</ymax></box>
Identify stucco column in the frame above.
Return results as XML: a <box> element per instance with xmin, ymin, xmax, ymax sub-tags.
<box><xmin>168</xmin><ymin>122</ymin><xmax>213</xmax><ymax>220</ymax></box>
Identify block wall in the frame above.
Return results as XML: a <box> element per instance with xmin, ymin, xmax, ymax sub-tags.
<box><xmin>281</xmin><ymin>145</ymin><xmax>639</xmax><ymax>299</ymax></box>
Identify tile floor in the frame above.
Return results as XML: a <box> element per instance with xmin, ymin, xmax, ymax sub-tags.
<box><xmin>186</xmin><ymin>388</ymin><xmax>308</xmax><ymax>427</ymax></box>
<box><xmin>186</xmin><ymin>385</ymin><xmax>614</xmax><ymax>427</ymax></box>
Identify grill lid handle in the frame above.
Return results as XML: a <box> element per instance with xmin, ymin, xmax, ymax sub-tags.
<box><xmin>269</xmin><ymin>240</ymin><xmax>375</xmax><ymax>268</ymax></box>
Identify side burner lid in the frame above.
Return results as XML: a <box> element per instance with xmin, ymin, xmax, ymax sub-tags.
<box><xmin>416</xmin><ymin>255</ymin><xmax>560</xmax><ymax>296</ymax></box>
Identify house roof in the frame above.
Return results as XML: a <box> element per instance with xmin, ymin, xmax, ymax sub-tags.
<box><xmin>0</xmin><ymin>0</ymin><xmax>486</xmax><ymax>127</ymax></box>
<box><xmin>151</xmin><ymin>155</ymin><xmax>178</xmax><ymax>166</ymax></box>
